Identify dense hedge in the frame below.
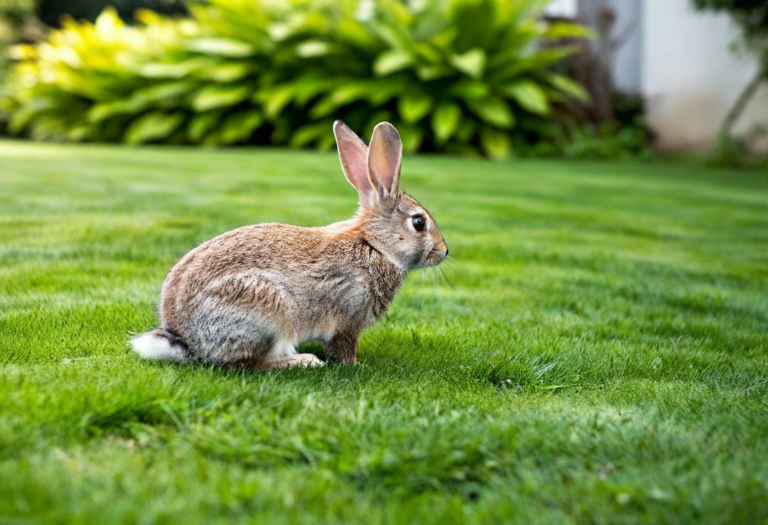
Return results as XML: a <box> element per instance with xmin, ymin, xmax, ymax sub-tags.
<box><xmin>6</xmin><ymin>0</ymin><xmax>591</xmax><ymax>157</ymax></box>
<box><xmin>36</xmin><ymin>0</ymin><xmax>187</xmax><ymax>26</ymax></box>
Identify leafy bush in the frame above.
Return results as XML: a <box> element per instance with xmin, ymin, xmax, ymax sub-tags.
<box><xmin>1</xmin><ymin>0</ymin><xmax>35</xmax><ymax>75</ymax></box>
<box><xmin>706</xmin><ymin>130</ymin><xmax>767</xmax><ymax>169</ymax></box>
<box><xmin>0</xmin><ymin>0</ymin><xmax>39</xmax><ymax>132</ymax></box>
<box><xmin>7</xmin><ymin>0</ymin><xmax>590</xmax><ymax>157</ymax></box>
<box><xmin>563</xmin><ymin>119</ymin><xmax>656</xmax><ymax>160</ymax></box>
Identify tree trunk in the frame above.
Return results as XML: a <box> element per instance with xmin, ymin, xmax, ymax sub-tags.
<box><xmin>721</xmin><ymin>68</ymin><xmax>765</xmax><ymax>136</ymax></box>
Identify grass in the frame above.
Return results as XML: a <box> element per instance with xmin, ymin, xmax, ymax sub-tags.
<box><xmin>0</xmin><ymin>139</ymin><xmax>767</xmax><ymax>524</ymax></box>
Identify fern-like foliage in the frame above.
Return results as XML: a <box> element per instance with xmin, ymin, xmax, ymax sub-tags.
<box><xmin>7</xmin><ymin>0</ymin><xmax>592</xmax><ymax>157</ymax></box>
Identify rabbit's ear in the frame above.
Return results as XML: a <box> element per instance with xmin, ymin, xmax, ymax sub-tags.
<box><xmin>334</xmin><ymin>120</ymin><xmax>374</xmax><ymax>204</ymax></box>
<box><xmin>367</xmin><ymin>122</ymin><xmax>402</xmax><ymax>201</ymax></box>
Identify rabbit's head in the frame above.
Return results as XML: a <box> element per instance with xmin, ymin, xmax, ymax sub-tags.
<box><xmin>334</xmin><ymin>121</ymin><xmax>448</xmax><ymax>271</ymax></box>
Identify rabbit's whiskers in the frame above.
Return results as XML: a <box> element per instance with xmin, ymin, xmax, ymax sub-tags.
<box><xmin>417</xmin><ymin>267</ymin><xmax>428</xmax><ymax>309</ymax></box>
<box><xmin>431</xmin><ymin>266</ymin><xmax>441</xmax><ymax>300</ymax></box>
<box><xmin>435</xmin><ymin>263</ymin><xmax>453</xmax><ymax>288</ymax></box>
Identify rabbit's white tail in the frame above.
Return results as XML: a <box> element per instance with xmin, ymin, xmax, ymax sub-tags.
<box><xmin>130</xmin><ymin>330</ymin><xmax>185</xmax><ymax>362</ymax></box>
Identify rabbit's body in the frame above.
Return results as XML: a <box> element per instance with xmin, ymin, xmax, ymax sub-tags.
<box><xmin>153</xmin><ymin>221</ymin><xmax>405</xmax><ymax>366</ymax></box>
<box><xmin>131</xmin><ymin>122</ymin><xmax>447</xmax><ymax>368</ymax></box>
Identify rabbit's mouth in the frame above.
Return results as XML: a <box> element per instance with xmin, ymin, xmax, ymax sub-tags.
<box><xmin>424</xmin><ymin>248</ymin><xmax>448</xmax><ymax>267</ymax></box>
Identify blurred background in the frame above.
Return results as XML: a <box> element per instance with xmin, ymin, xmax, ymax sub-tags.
<box><xmin>1</xmin><ymin>0</ymin><xmax>766</xmax><ymax>166</ymax></box>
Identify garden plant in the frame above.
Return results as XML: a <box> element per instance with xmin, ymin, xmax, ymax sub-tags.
<box><xmin>6</xmin><ymin>0</ymin><xmax>590</xmax><ymax>157</ymax></box>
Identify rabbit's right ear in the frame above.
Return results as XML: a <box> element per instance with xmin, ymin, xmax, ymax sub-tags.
<box><xmin>334</xmin><ymin>121</ymin><xmax>374</xmax><ymax>205</ymax></box>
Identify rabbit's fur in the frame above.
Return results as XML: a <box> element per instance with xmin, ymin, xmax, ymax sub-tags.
<box><xmin>131</xmin><ymin>121</ymin><xmax>448</xmax><ymax>368</ymax></box>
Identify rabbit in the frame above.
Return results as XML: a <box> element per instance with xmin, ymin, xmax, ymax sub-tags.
<box><xmin>130</xmin><ymin>121</ymin><xmax>448</xmax><ymax>369</ymax></box>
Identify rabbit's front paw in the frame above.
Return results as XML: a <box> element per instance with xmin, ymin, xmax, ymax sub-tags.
<box><xmin>266</xmin><ymin>353</ymin><xmax>325</xmax><ymax>369</ymax></box>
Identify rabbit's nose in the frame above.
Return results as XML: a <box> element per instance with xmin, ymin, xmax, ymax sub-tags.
<box><xmin>445</xmin><ymin>247</ymin><xmax>449</xmax><ymax>256</ymax></box>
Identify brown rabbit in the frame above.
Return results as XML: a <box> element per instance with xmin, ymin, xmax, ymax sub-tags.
<box><xmin>131</xmin><ymin>121</ymin><xmax>448</xmax><ymax>368</ymax></box>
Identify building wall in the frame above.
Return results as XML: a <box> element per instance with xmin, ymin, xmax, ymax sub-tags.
<box><xmin>612</xmin><ymin>0</ymin><xmax>642</xmax><ymax>95</ymax></box>
<box><xmin>573</xmin><ymin>0</ymin><xmax>643</xmax><ymax>95</ymax></box>
<box><xmin>545</xmin><ymin>0</ymin><xmax>577</xmax><ymax>18</ymax></box>
<box><xmin>642</xmin><ymin>0</ymin><xmax>768</xmax><ymax>150</ymax></box>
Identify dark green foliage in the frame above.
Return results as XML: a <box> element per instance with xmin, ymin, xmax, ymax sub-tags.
<box><xmin>36</xmin><ymin>0</ymin><xmax>186</xmax><ymax>26</ymax></box>
<box><xmin>563</xmin><ymin>119</ymin><xmax>656</xmax><ymax>160</ymax></box>
<box><xmin>707</xmin><ymin>130</ymin><xmax>768</xmax><ymax>168</ymax></box>
<box><xmin>0</xmin><ymin>0</ymin><xmax>37</xmax><ymax>132</ymax></box>
<box><xmin>0</xmin><ymin>0</ymin><xmax>33</xmax><ymax>25</ymax></box>
<box><xmin>691</xmin><ymin>0</ymin><xmax>768</xmax><ymax>42</ymax></box>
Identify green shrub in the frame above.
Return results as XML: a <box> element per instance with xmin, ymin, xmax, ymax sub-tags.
<box><xmin>0</xmin><ymin>0</ymin><xmax>38</xmax><ymax>131</ymax></box>
<box><xmin>563</xmin><ymin>119</ymin><xmax>656</xmax><ymax>160</ymax></box>
<box><xmin>1</xmin><ymin>0</ymin><xmax>33</xmax><ymax>79</ymax></box>
<box><xmin>7</xmin><ymin>0</ymin><xmax>590</xmax><ymax>157</ymax></box>
<box><xmin>706</xmin><ymin>131</ymin><xmax>767</xmax><ymax>169</ymax></box>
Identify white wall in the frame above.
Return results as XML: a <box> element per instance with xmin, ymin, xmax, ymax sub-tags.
<box><xmin>642</xmin><ymin>0</ymin><xmax>768</xmax><ymax>150</ymax></box>
<box><xmin>612</xmin><ymin>0</ymin><xmax>642</xmax><ymax>95</ymax></box>
<box><xmin>545</xmin><ymin>0</ymin><xmax>577</xmax><ymax>18</ymax></box>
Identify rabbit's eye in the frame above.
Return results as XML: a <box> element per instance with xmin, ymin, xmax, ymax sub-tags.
<box><xmin>412</xmin><ymin>215</ymin><xmax>426</xmax><ymax>232</ymax></box>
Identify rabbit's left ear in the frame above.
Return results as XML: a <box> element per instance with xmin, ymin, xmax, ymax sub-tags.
<box><xmin>334</xmin><ymin>120</ymin><xmax>375</xmax><ymax>205</ymax></box>
<box><xmin>367</xmin><ymin>122</ymin><xmax>402</xmax><ymax>201</ymax></box>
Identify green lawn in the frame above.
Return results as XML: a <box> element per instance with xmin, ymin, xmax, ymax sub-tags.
<box><xmin>1</xmin><ymin>140</ymin><xmax>767</xmax><ymax>524</ymax></box>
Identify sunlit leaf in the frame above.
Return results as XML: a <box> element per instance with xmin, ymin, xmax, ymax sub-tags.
<box><xmin>398</xmin><ymin>93</ymin><xmax>433</xmax><ymax>124</ymax></box>
<box><xmin>296</xmin><ymin>40</ymin><xmax>332</xmax><ymax>58</ymax></box>
<box><xmin>547</xmin><ymin>73</ymin><xmax>590</xmax><ymax>103</ymax></box>
<box><xmin>317</xmin><ymin>133</ymin><xmax>337</xmax><ymax>151</ymax></box>
<box><xmin>66</xmin><ymin>125</ymin><xmax>90</xmax><ymax>142</ymax></box>
<box><xmin>466</xmin><ymin>97</ymin><xmax>515</xmax><ymax>128</ymax></box>
<box><xmin>188</xmin><ymin>110</ymin><xmax>223</xmax><ymax>142</ymax></box>
<box><xmin>292</xmin><ymin>76</ymin><xmax>337</xmax><ymax>105</ymax></box>
<box><xmin>399</xmin><ymin>125</ymin><xmax>424</xmax><ymax>154</ymax></box>
<box><xmin>94</xmin><ymin>6</ymin><xmax>124</xmax><ymax>33</ymax></box>
<box><xmin>132</xmin><ymin>81</ymin><xmax>198</xmax><ymax>104</ymax></box>
<box><xmin>138</xmin><ymin>58</ymin><xmax>211</xmax><ymax>79</ymax></box>
<box><xmin>309</xmin><ymin>83</ymin><xmax>372</xmax><ymax>118</ymax></box>
<box><xmin>184</xmin><ymin>38</ymin><xmax>255</xmax><ymax>58</ymax></box>
<box><xmin>416</xmin><ymin>64</ymin><xmax>453</xmax><ymax>81</ymax></box>
<box><xmin>373</xmin><ymin>49</ymin><xmax>414</xmax><ymax>76</ymax></box>
<box><xmin>88</xmin><ymin>98</ymin><xmax>147</xmax><ymax>123</ymax></box>
<box><xmin>517</xmin><ymin>47</ymin><xmax>579</xmax><ymax>73</ymax></box>
<box><xmin>449</xmin><ymin>48</ymin><xmax>486</xmax><ymax>78</ymax></box>
<box><xmin>124</xmin><ymin>112</ymin><xmax>184</xmax><ymax>144</ymax></box>
<box><xmin>219</xmin><ymin>109</ymin><xmax>263</xmax><ymax>144</ymax></box>
<box><xmin>431</xmin><ymin>102</ymin><xmax>461</xmax><ymax>144</ymax></box>
<box><xmin>261</xmin><ymin>85</ymin><xmax>296</xmax><ymax>119</ymax></box>
<box><xmin>502</xmin><ymin>80</ymin><xmax>550</xmax><ymax>115</ymax></box>
<box><xmin>479</xmin><ymin>127</ymin><xmax>512</xmax><ymax>159</ymax></box>
<box><xmin>198</xmin><ymin>63</ymin><xmax>253</xmax><ymax>83</ymax></box>
<box><xmin>370</xmin><ymin>22</ymin><xmax>412</xmax><ymax>51</ymax></box>
<box><xmin>450</xmin><ymin>80</ymin><xmax>489</xmax><ymax>100</ymax></box>
<box><xmin>192</xmin><ymin>84</ymin><xmax>252</xmax><ymax>112</ymax></box>
<box><xmin>542</xmin><ymin>22</ymin><xmax>597</xmax><ymax>40</ymax></box>
<box><xmin>290</xmin><ymin>121</ymin><xmax>330</xmax><ymax>147</ymax></box>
